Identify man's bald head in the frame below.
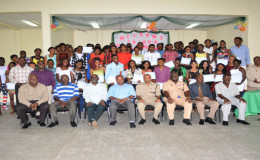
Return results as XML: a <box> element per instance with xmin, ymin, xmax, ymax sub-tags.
<box><xmin>28</xmin><ymin>73</ymin><xmax>38</xmax><ymax>87</ymax></box>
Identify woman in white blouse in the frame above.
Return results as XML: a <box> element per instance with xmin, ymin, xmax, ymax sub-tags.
<box><xmin>125</xmin><ymin>60</ymin><xmax>142</xmax><ymax>85</ymax></box>
<box><xmin>56</xmin><ymin>58</ymin><xmax>74</xmax><ymax>83</ymax></box>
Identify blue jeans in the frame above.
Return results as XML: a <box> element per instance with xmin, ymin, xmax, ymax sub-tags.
<box><xmin>86</xmin><ymin>104</ymin><xmax>106</xmax><ymax>122</ymax></box>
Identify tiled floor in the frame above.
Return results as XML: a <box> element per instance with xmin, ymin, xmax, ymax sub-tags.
<box><xmin>0</xmin><ymin>108</ymin><xmax>260</xmax><ymax>160</ymax></box>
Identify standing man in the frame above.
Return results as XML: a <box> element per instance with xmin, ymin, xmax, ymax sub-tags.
<box><xmin>105</xmin><ymin>55</ymin><xmax>124</xmax><ymax>87</ymax></box>
<box><xmin>31</xmin><ymin>60</ymin><xmax>56</xmax><ymax>104</ymax></box>
<box><xmin>162</xmin><ymin>44</ymin><xmax>179</xmax><ymax>63</ymax></box>
<box><xmin>136</xmin><ymin>42</ymin><xmax>147</xmax><ymax>55</ymax></box>
<box><xmin>189</xmin><ymin>75</ymin><xmax>219</xmax><ymax>125</ymax></box>
<box><xmin>117</xmin><ymin>44</ymin><xmax>132</xmax><ymax>69</ymax></box>
<box><xmin>215</xmin><ymin>74</ymin><xmax>249</xmax><ymax>126</ymax></box>
<box><xmin>163</xmin><ymin>72</ymin><xmax>192</xmax><ymax>125</ymax></box>
<box><xmin>108</xmin><ymin>75</ymin><xmax>136</xmax><ymax>128</ymax></box>
<box><xmin>136</xmin><ymin>74</ymin><xmax>163</xmax><ymax>125</ymax></box>
<box><xmin>156</xmin><ymin>43</ymin><xmax>165</xmax><ymax>56</ymax></box>
<box><xmin>83</xmin><ymin>74</ymin><xmax>107</xmax><ymax>128</ymax></box>
<box><xmin>230</xmin><ymin>37</ymin><xmax>250</xmax><ymax>67</ymax></box>
<box><xmin>9</xmin><ymin>57</ymin><xmax>34</xmax><ymax>107</ymax></box>
<box><xmin>16</xmin><ymin>74</ymin><xmax>49</xmax><ymax>129</ymax></box>
<box><xmin>48</xmin><ymin>75</ymin><xmax>79</xmax><ymax>128</ymax></box>
<box><xmin>144</xmin><ymin>44</ymin><xmax>161</xmax><ymax>67</ymax></box>
<box><xmin>246</xmin><ymin>56</ymin><xmax>260</xmax><ymax>91</ymax></box>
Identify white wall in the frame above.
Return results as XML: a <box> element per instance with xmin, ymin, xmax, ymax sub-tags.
<box><xmin>73</xmin><ymin>30</ymin><xmax>207</xmax><ymax>47</ymax></box>
<box><xmin>206</xmin><ymin>23</ymin><xmax>248</xmax><ymax>49</ymax></box>
<box><xmin>51</xmin><ymin>24</ymin><xmax>74</xmax><ymax>47</ymax></box>
<box><xmin>0</xmin><ymin>29</ymin><xmax>42</xmax><ymax>64</ymax></box>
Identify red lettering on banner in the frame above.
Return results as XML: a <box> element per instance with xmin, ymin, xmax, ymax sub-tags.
<box><xmin>154</xmin><ymin>40</ymin><xmax>158</xmax><ymax>44</ymax></box>
<box><xmin>143</xmin><ymin>40</ymin><xmax>146</xmax><ymax>44</ymax></box>
<box><xmin>132</xmin><ymin>40</ymin><xmax>136</xmax><ymax>44</ymax></box>
<box><xmin>152</xmin><ymin>35</ymin><xmax>156</xmax><ymax>38</ymax></box>
<box><xmin>127</xmin><ymin>35</ymin><xmax>130</xmax><ymax>39</ymax></box>
<box><xmin>128</xmin><ymin>40</ymin><xmax>131</xmax><ymax>43</ymax></box>
<box><xmin>144</xmin><ymin>45</ymin><xmax>148</xmax><ymax>49</ymax></box>
<box><xmin>148</xmin><ymin>40</ymin><xmax>151</xmax><ymax>44</ymax></box>
<box><xmin>146</xmin><ymin>33</ymin><xmax>150</xmax><ymax>37</ymax></box>
<box><xmin>160</xmin><ymin>36</ymin><xmax>163</xmax><ymax>40</ymax></box>
<box><xmin>120</xmin><ymin>36</ymin><xmax>124</xmax><ymax>40</ymax></box>
<box><xmin>116</xmin><ymin>43</ymin><xmax>120</xmax><ymax>47</ymax></box>
<box><xmin>140</xmin><ymin>33</ymin><xmax>143</xmax><ymax>36</ymax></box>
<box><xmin>133</xmin><ymin>34</ymin><xmax>136</xmax><ymax>37</ymax></box>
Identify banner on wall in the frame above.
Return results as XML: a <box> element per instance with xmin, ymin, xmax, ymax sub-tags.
<box><xmin>112</xmin><ymin>30</ymin><xmax>170</xmax><ymax>49</ymax></box>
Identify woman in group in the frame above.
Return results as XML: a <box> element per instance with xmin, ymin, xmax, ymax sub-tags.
<box><xmin>104</xmin><ymin>45</ymin><xmax>116</xmax><ymax>65</ymax></box>
<box><xmin>45</xmin><ymin>47</ymin><xmax>57</xmax><ymax>68</ymax></box>
<box><xmin>73</xmin><ymin>60</ymin><xmax>87</xmax><ymax>84</ymax></box>
<box><xmin>230</xmin><ymin>58</ymin><xmax>246</xmax><ymax>94</ymax></box>
<box><xmin>213</xmin><ymin>40</ymin><xmax>231</xmax><ymax>71</ymax></box>
<box><xmin>203</xmin><ymin>39</ymin><xmax>214</xmax><ymax>62</ymax></box>
<box><xmin>170</xmin><ymin>58</ymin><xmax>187</xmax><ymax>82</ymax></box>
<box><xmin>90</xmin><ymin>57</ymin><xmax>105</xmax><ymax>83</ymax></box>
<box><xmin>186</xmin><ymin>60</ymin><xmax>199</xmax><ymax>85</ymax></box>
<box><xmin>199</xmin><ymin>60</ymin><xmax>212</xmax><ymax>75</ymax></box>
<box><xmin>125</xmin><ymin>60</ymin><xmax>142</xmax><ymax>85</ymax></box>
<box><xmin>226</xmin><ymin>54</ymin><xmax>236</xmax><ymax>74</ymax></box>
<box><xmin>56</xmin><ymin>58</ymin><xmax>74</xmax><ymax>83</ymax></box>
<box><xmin>181</xmin><ymin>46</ymin><xmax>195</xmax><ymax>70</ymax></box>
<box><xmin>195</xmin><ymin>44</ymin><xmax>210</xmax><ymax>63</ymax></box>
<box><xmin>89</xmin><ymin>47</ymin><xmax>105</xmax><ymax>67</ymax></box>
<box><xmin>30</xmin><ymin>48</ymin><xmax>44</xmax><ymax>65</ymax></box>
<box><xmin>141</xmin><ymin>60</ymin><xmax>153</xmax><ymax>75</ymax></box>
<box><xmin>56</xmin><ymin>43</ymin><xmax>70</xmax><ymax>67</ymax></box>
<box><xmin>211</xmin><ymin>63</ymin><xmax>227</xmax><ymax>93</ymax></box>
<box><xmin>5</xmin><ymin>62</ymin><xmax>16</xmax><ymax>114</ymax></box>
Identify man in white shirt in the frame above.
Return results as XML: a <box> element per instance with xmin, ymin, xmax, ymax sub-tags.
<box><xmin>83</xmin><ymin>74</ymin><xmax>107</xmax><ymax>128</ymax></box>
<box><xmin>215</xmin><ymin>74</ymin><xmax>249</xmax><ymax>126</ymax></box>
<box><xmin>144</xmin><ymin>44</ymin><xmax>161</xmax><ymax>66</ymax></box>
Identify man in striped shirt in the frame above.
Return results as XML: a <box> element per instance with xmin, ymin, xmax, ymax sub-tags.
<box><xmin>48</xmin><ymin>75</ymin><xmax>79</xmax><ymax>128</ymax></box>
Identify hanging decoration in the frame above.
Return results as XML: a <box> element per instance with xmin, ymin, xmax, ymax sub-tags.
<box><xmin>50</xmin><ymin>21</ymin><xmax>62</xmax><ymax>32</ymax></box>
<box><xmin>146</xmin><ymin>22</ymin><xmax>158</xmax><ymax>32</ymax></box>
<box><xmin>234</xmin><ymin>18</ymin><xmax>247</xmax><ymax>32</ymax></box>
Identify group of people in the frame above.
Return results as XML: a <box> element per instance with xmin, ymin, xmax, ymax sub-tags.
<box><xmin>0</xmin><ymin>36</ymin><xmax>259</xmax><ymax>129</ymax></box>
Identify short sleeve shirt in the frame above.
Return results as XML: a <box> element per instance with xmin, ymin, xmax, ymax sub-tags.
<box><xmin>163</xmin><ymin>80</ymin><xmax>189</xmax><ymax>99</ymax></box>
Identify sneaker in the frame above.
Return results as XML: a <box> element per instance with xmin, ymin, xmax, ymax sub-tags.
<box><xmin>1</xmin><ymin>105</ymin><xmax>8</xmax><ymax>110</ymax></box>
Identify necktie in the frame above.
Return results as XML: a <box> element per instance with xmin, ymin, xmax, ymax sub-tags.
<box><xmin>198</xmin><ymin>84</ymin><xmax>204</xmax><ymax>99</ymax></box>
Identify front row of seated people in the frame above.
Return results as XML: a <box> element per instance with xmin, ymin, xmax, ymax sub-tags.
<box><xmin>16</xmin><ymin>71</ymin><xmax>249</xmax><ymax>129</ymax></box>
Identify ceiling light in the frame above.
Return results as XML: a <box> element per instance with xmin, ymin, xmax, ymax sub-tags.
<box><xmin>140</xmin><ymin>22</ymin><xmax>147</xmax><ymax>28</ymax></box>
<box><xmin>21</xmin><ymin>20</ymin><xmax>38</xmax><ymax>27</ymax></box>
<box><xmin>185</xmin><ymin>22</ymin><xmax>199</xmax><ymax>29</ymax></box>
<box><xmin>91</xmin><ymin>22</ymin><xmax>100</xmax><ymax>28</ymax></box>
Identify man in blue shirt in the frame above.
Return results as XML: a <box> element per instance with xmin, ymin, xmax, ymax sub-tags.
<box><xmin>230</xmin><ymin>37</ymin><xmax>250</xmax><ymax>67</ymax></box>
<box><xmin>48</xmin><ymin>75</ymin><xmax>79</xmax><ymax>128</ymax></box>
<box><xmin>108</xmin><ymin>75</ymin><xmax>136</xmax><ymax>128</ymax></box>
<box><xmin>105</xmin><ymin>55</ymin><xmax>124</xmax><ymax>87</ymax></box>
<box><xmin>156</xmin><ymin>43</ymin><xmax>165</xmax><ymax>56</ymax></box>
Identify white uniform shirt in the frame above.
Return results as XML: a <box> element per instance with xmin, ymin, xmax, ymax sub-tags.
<box><xmin>83</xmin><ymin>83</ymin><xmax>107</xmax><ymax>104</ymax></box>
<box><xmin>215</xmin><ymin>82</ymin><xmax>240</xmax><ymax>101</ymax></box>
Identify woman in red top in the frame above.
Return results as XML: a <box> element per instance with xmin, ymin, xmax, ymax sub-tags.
<box><xmin>57</xmin><ymin>43</ymin><xmax>70</xmax><ymax>67</ymax></box>
<box><xmin>89</xmin><ymin>47</ymin><xmax>105</xmax><ymax>68</ymax></box>
<box><xmin>226</xmin><ymin>54</ymin><xmax>236</xmax><ymax>74</ymax></box>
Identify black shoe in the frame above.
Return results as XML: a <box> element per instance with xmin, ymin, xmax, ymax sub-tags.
<box><xmin>237</xmin><ymin>119</ymin><xmax>250</xmax><ymax>125</ymax></box>
<box><xmin>47</xmin><ymin>123</ymin><xmax>56</xmax><ymax>128</ymax></box>
<box><xmin>36</xmin><ymin>116</ymin><xmax>39</xmax><ymax>119</ymax></box>
<box><xmin>117</xmin><ymin>111</ymin><xmax>124</xmax><ymax>114</ymax></box>
<box><xmin>139</xmin><ymin>119</ymin><xmax>146</xmax><ymax>125</ymax></box>
<box><xmin>199</xmin><ymin>119</ymin><xmax>204</xmax><ymax>125</ymax></box>
<box><xmin>17</xmin><ymin>116</ymin><xmax>20</xmax><ymax>119</ymax></box>
<box><xmin>130</xmin><ymin>122</ymin><xmax>136</xmax><ymax>128</ymax></box>
<box><xmin>55</xmin><ymin>120</ymin><xmax>59</xmax><ymax>125</ymax></box>
<box><xmin>30</xmin><ymin>113</ymin><xmax>36</xmax><ymax>118</ymax></box>
<box><xmin>152</xmin><ymin>118</ymin><xmax>160</xmax><ymax>125</ymax></box>
<box><xmin>169</xmin><ymin>120</ymin><xmax>174</xmax><ymax>125</ymax></box>
<box><xmin>39</xmin><ymin>122</ymin><xmax>46</xmax><ymax>127</ymax></box>
<box><xmin>205</xmin><ymin>117</ymin><xmax>216</xmax><ymax>125</ymax></box>
<box><xmin>222</xmin><ymin>121</ymin><xmax>229</xmax><ymax>126</ymax></box>
<box><xmin>183</xmin><ymin>119</ymin><xmax>192</xmax><ymax>125</ymax></box>
<box><xmin>70</xmin><ymin>121</ymin><xmax>77</xmax><ymax>127</ymax></box>
<box><xmin>110</xmin><ymin>121</ymin><xmax>117</xmax><ymax>126</ymax></box>
<box><xmin>21</xmin><ymin>122</ymin><xmax>30</xmax><ymax>129</ymax></box>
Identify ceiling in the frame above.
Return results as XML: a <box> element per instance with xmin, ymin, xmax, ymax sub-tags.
<box><xmin>0</xmin><ymin>13</ymin><xmax>239</xmax><ymax>30</ymax></box>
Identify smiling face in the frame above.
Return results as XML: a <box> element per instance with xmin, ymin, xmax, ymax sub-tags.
<box><xmin>112</xmin><ymin>56</ymin><xmax>119</xmax><ymax>63</ymax></box>
<box><xmin>29</xmin><ymin>74</ymin><xmax>38</xmax><ymax>86</ymax></box>
<box><xmin>143</xmin><ymin>61</ymin><xmax>149</xmax><ymax>69</ymax></box>
<box><xmin>37</xmin><ymin>60</ymin><xmax>45</xmax><ymax>69</ymax></box>
<box><xmin>203</xmin><ymin>61</ymin><xmax>208</xmax><ymax>68</ymax></box>
<box><xmin>191</xmin><ymin>62</ymin><xmax>197</xmax><ymax>68</ymax></box>
<box><xmin>174</xmin><ymin>60</ymin><xmax>180</xmax><ymax>67</ymax></box>
<box><xmin>76</xmin><ymin>61</ymin><xmax>83</xmax><ymax>69</ymax></box>
<box><xmin>0</xmin><ymin>58</ymin><xmax>5</xmax><ymax>66</ymax></box>
<box><xmin>61</xmin><ymin>75</ymin><xmax>69</xmax><ymax>85</ymax></box>
<box><xmin>91</xmin><ymin>74</ymin><xmax>99</xmax><ymax>83</ymax></box>
<box><xmin>116</xmin><ymin>75</ymin><xmax>124</xmax><ymax>85</ymax></box>
<box><xmin>196</xmin><ymin>75</ymin><xmax>203</xmax><ymax>84</ymax></box>
<box><xmin>129</xmin><ymin>61</ymin><xmax>135</xmax><ymax>68</ymax></box>
<box><xmin>233</xmin><ymin>60</ymin><xmax>240</xmax><ymax>68</ymax></box>
<box><xmin>223</xmin><ymin>75</ymin><xmax>231</xmax><ymax>84</ymax></box>
<box><xmin>170</xmin><ymin>72</ymin><xmax>179</xmax><ymax>81</ymax></box>
<box><xmin>143</xmin><ymin>74</ymin><xmax>151</xmax><ymax>83</ymax></box>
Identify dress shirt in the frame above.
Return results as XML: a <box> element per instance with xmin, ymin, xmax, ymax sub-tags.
<box><xmin>163</xmin><ymin>80</ymin><xmax>189</xmax><ymax>99</ymax></box>
<box><xmin>108</xmin><ymin>83</ymin><xmax>136</xmax><ymax>100</ymax></box>
<box><xmin>136</xmin><ymin>82</ymin><xmax>161</xmax><ymax>102</ymax></box>
<box><xmin>162</xmin><ymin>50</ymin><xmax>179</xmax><ymax>62</ymax></box>
<box><xmin>230</xmin><ymin>45</ymin><xmax>250</xmax><ymax>66</ymax></box>
<box><xmin>31</xmin><ymin>69</ymin><xmax>56</xmax><ymax>89</ymax></box>
<box><xmin>105</xmin><ymin>62</ymin><xmax>125</xmax><ymax>84</ymax></box>
<box><xmin>154</xmin><ymin>66</ymin><xmax>171</xmax><ymax>83</ymax></box>
<box><xmin>215</xmin><ymin>82</ymin><xmax>240</xmax><ymax>101</ymax></box>
<box><xmin>9</xmin><ymin>65</ymin><xmax>34</xmax><ymax>84</ymax></box>
<box><xmin>189</xmin><ymin>82</ymin><xmax>213</xmax><ymax>100</ymax></box>
<box><xmin>83</xmin><ymin>83</ymin><xmax>107</xmax><ymax>104</ymax></box>
<box><xmin>18</xmin><ymin>83</ymin><xmax>49</xmax><ymax>107</ymax></box>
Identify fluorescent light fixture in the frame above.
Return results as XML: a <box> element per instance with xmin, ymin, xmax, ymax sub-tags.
<box><xmin>185</xmin><ymin>22</ymin><xmax>199</xmax><ymax>29</ymax></box>
<box><xmin>91</xmin><ymin>22</ymin><xmax>100</xmax><ymax>28</ymax></box>
<box><xmin>21</xmin><ymin>20</ymin><xmax>38</xmax><ymax>27</ymax></box>
<box><xmin>140</xmin><ymin>22</ymin><xmax>147</xmax><ymax>28</ymax></box>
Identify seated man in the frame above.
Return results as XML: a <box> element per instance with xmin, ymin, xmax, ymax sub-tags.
<box><xmin>83</xmin><ymin>74</ymin><xmax>107</xmax><ymax>128</ymax></box>
<box><xmin>246</xmin><ymin>56</ymin><xmax>260</xmax><ymax>91</ymax></box>
<box><xmin>48</xmin><ymin>75</ymin><xmax>79</xmax><ymax>128</ymax></box>
<box><xmin>136</xmin><ymin>74</ymin><xmax>163</xmax><ymax>125</ymax></box>
<box><xmin>215</xmin><ymin>74</ymin><xmax>250</xmax><ymax>126</ymax></box>
<box><xmin>16</xmin><ymin>74</ymin><xmax>49</xmax><ymax>129</ymax></box>
<box><xmin>108</xmin><ymin>75</ymin><xmax>136</xmax><ymax>128</ymax></box>
<box><xmin>163</xmin><ymin>72</ymin><xmax>192</xmax><ymax>125</ymax></box>
<box><xmin>189</xmin><ymin>75</ymin><xmax>219</xmax><ymax>125</ymax></box>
